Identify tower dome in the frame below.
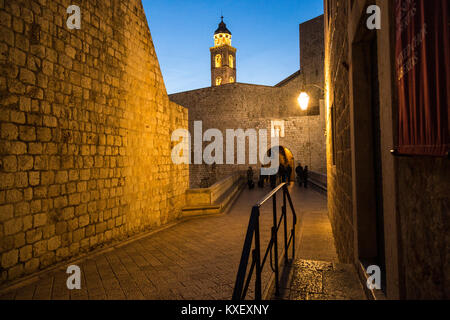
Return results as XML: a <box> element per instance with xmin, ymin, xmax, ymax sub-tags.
<box><xmin>214</xmin><ymin>17</ymin><xmax>232</xmax><ymax>47</ymax></box>
<box><xmin>214</xmin><ymin>17</ymin><xmax>232</xmax><ymax>35</ymax></box>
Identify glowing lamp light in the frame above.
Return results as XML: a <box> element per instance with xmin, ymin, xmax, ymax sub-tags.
<box><xmin>298</xmin><ymin>92</ymin><xmax>310</xmax><ymax>111</ymax></box>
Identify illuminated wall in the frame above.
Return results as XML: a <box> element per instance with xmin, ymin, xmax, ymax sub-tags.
<box><xmin>0</xmin><ymin>0</ymin><xmax>189</xmax><ymax>284</ymax></box>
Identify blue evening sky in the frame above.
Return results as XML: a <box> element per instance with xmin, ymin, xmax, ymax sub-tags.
<box><xmin>142</xmin><ymin>1</ymin><xmax>324</xmax><ymax>94</ymax></box>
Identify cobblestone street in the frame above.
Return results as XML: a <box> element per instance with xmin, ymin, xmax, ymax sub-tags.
<box><xmin>276</xmin><ymin>203</ymin><xmax>366</xmax><ymax>300</ymax></box>
<box><xmin>0</xmin><ymin>185</ymin><xmax>327</xmax><ymax>300</ymax></box>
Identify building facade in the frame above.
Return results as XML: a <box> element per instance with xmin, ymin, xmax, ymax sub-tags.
<box><xmin>171</xmin><ymin>16</ymin><xmax>326</xmax><ymax>188</ymax></box>
<box><xmin>325</xmin><ymin>0</ymin><xmax>449</xmax><ymax>299</ymax></box>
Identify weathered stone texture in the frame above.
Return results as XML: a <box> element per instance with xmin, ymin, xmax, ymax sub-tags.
<box><xmin>170</xmin><ymin>16</ymin><xmax>326</xmax><ymax>188</ymax></box>
<box><xmin>397</xmin><ymin>157</ymin><xmax>449</xmax><ymax>299</ymax></box>
<box><xmin>170</xmin><ymin>80</ymin><xmax>326</xmax><ymax>188</ymax></box>
<box><xmin>300</xmin><ymin>15</ymin><xmax>324</xmax><ymax>86</ymax></box>
<box><xmin>325</xmin><ymin>0</ymin><xmax>449</xmax><ymax>299</ymax></box>
<box><xmin>325</xmin><ymin>0</ymin><xmax>354</xmax><ymax>264</ymax></box>
<box><xmin>0</xmin><ymin>0</ymin><xmax>188</xmax><ymax>284</ymax></box>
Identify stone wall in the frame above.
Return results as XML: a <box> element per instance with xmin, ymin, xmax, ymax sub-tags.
<box><xmin>170</xmin><ymin>16</ymin><xmax>326</xmax><ymax>188</ymax></box>
<box><xmin>397</xmin><ymin>158</ymin><xmax>449</xmax><ymax>299</ymax></box>
<box><xmin>324</xmin><ymin>0</ymin><xmax>354</xmax><ymax>263</ymax></box>
<box><xmin>0</xmin><ymin>0</ymin><xmax>188</xmax><ymax>284</ymax></box>
<box><xmin>325</xmin><ymin>0</ymin><xmax>449</xmax><ymax>299</ymax></box>
<box><xmin>300</xmin><ymin>15</ymin><xmax>324</xmax><ymax>86</ymax></box>
<box><xmin>170</xmin><ymin>79</ymin><xmax>326</xmax><ymax>188</ymax></box>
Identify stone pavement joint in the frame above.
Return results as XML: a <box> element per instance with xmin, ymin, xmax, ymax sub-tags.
<box><xmin>0</xmin><ymin>185</ymin><xmax>328</xmax><ymax>300</ymax></box>
<box><xmin>275</xmin><ymin>205</ymin><xmax>367</xmax><ymax>300</ymax></box>
<box><xmin>280</xmin><ymin>259</ymin><xmax>367</xmax><ymax>300</ymax></box>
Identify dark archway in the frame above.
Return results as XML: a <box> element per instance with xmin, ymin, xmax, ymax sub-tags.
<box><xmin>267</xmin><ymin>146</ymin><xmax>295</xmax><ymax>181</ymax></box>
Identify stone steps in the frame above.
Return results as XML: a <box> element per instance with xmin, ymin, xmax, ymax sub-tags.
<box><xmin>277</xmin><ymin>259</ymin><xmax>367</xmax><ymax>300</ymax></box>
<box><xmin>182</xmin><ymin>174</ymin><xmax>245</xmax><ymax>217</ymax></box>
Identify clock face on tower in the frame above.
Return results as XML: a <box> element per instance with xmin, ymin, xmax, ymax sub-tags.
<box><xmin>211</xmin><ymin>17</ymin><xmax>236</xmax><ymax>87</ymax></box>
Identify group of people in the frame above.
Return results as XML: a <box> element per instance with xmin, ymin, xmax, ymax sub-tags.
<box><xmin>246</xmin><ymin>162</ymin><xmax>308</xmax><ymax>190</ymax></box>
<box><xmin>295</xmin><ymin>163</ymin><xmax>308</xmax><ymax>188</ymax></box>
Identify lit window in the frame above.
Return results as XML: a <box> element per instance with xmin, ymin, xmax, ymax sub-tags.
<box><xmin>229</xmin><ymin>77</ymin><xmax>234</xmax><ymax>83</ymax></box>
<box><xmin>214</xmin><ymin>33</ymin><xmax>232</xmax><ymax>47</ymax></box>
<box><xmin>229</xmin><ymin>55</ymin><xmax>234</xmax><ymax>68</ymax></box>
<box><xmin>215</xmin><ymin>54</ymin><xmax>222</xmax><ymax>68</ymax></box>
<box><xmin>216</xmin><ymin>77</ymin><xmax>222</xmax><ymax>86</ymax></box>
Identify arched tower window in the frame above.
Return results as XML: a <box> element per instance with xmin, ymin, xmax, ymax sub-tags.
<box><xmin>229</xmin><ymin>76</ymin><xmax>234</xmax><ymax>83</ymax></box>
<box><xmin>216</xmin><ymin>77</ymin><xmax>222</xmax><ymax>86</ymax></box>
<box><xmin>229</xmin><ymin>55</ymin><xmax>234</xmax><ymax>68</ymax></box>
<box><xmin>215</xmin><ymin>54</ymin><xmax>222</xmax><ymax>68</ymax></box>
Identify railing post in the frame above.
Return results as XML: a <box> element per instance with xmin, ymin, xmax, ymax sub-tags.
<box><xmin>254</xmin><ymin>208</ymin><xmax>262</xmax><ymax>300</ymax></box>
<box><xmin>285</xmin><ymin>188</ymin><xmax>297</xmax><ymax>261</ymax></box>
<box><xmin>232</xmin><ymin>183</ymin><xmax>298</xmax><ymax>300</ymax></box>
<box><xmin>272</xmin><ymin>194</ymin><xmax>280</xmax><ymax>297</ymax></box>
<box><xmin>282</xmin><ymin>188</ymin><xmax>288</xmax><ymax>264</ymax></box>
<box><xmin>271</xmin><ymin>226</ymin><xmax>280</xmax><ymax>296</ymax></box>
<box><xmin>232</xmin><ymin>206</ymin><xmax>259</xmax><ymax>300</ymax></box>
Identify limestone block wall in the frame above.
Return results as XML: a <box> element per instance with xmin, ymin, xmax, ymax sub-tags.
<box><xmin>300</xmin><ymin>15</ymin><xmax>324</xmax><ymax>86</ymax></box>
<box><xmin>324</xmin><ymin>0</ymin><xmax>354</xmax><ymax>263</ymax></box>
<box><xmin>170</xmin><ymin>15</ymin><xmax>326</xmax><ymax>188</ymax></box>
<box><xmin>0</xmin><ymin>0</ymin><xmax>188</xmax><ymax>284</ymax></box>
<box><xmin>396</xmin><ymin>143</ymin><xmax>449</xmax><ymax>299</ymax></box>
<box><xmin>170</xmin><ymin>80</ymin><xmax>326</xmax><ymax>188</ymax></box>
<box><xmin>325</xmin><ymin>0</ymin><xmax>449</xmax><ymax>299</ymax></box>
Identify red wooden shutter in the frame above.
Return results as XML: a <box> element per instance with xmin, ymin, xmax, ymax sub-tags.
<box><xmin>395</xmin><ymin>0</ymin><xmax>450</xmax><ymax>156</ymax></box>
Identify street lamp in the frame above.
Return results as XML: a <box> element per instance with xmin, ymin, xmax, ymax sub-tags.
<box><xmin>297</xmin><ymin>92</ymin><xmax>310</xmax><ymax>111</ymax></box>
<box><xmin>297</xmin><ymin>91</ymin><xmax>312</xmax><ymax>169</ymax></box>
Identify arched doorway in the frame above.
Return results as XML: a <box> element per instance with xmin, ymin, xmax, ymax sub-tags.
<box><xmin>280</xmin><ymin>146</ymin><xmax>295</xmax><ymax>181</ymax></box>
<box><xmin>267</xmin><ymin>146</ymin><xmax>295</xmax><ymax>181</ymax></box>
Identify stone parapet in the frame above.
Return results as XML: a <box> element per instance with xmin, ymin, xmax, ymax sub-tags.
<box><xmin>183</xmin><ymin>173</ymin><xmax>244</xmax><ymax>217</ymax></box>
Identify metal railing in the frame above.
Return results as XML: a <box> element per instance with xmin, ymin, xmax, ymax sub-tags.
<box><xmin>232</xmin><ymin>183</ymin><xmax>297</xmax><ymax>300</ymax></box>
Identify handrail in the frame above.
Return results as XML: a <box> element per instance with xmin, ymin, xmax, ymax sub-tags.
<box><xmin>232</xmin><ymin>183</ymin><xmax>297</xmax><ymax>300</ymax></box>
<box><xmin>254</xmin><ymin>183</ymin><xmax>285</xmax><ymax>207</ymax></box>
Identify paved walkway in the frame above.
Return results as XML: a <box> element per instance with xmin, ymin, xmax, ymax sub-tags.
<box><xmin>0</xmin><ymin>184</ymin><xmax>327</xmax><ymax>300</ymax></box>
<box><xmin>276</xmin><ymin>205</ymin><xmax>367</xmax><ymax>300</ymax></box>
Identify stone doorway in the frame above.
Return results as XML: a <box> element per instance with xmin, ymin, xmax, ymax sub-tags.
<box><xmin>351</xmin><ymin>23</ymin><xmax>386</xmax><ymax>292</ymax></box>
<box><xmin>269</xmin><ymin>146</ymin><xmax>295</xmax><ymax>181</ymax></box>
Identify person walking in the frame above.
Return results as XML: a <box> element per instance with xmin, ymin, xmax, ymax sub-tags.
<box><xmin>247</xmin><ymin>167</ymin><xmax>255</xmax><ymax>189</ymax></box>
<box><xmin>303</xmin><ymin>165</ymin><xmax>309</xmax><ymax>188</ymax></box>
<box><xmin>270</xmin><ymin>166</ymin><xmax>278</xmax><ymax>189</ymax></box>
<box><xmin>286</xmin><ymin>164</ymin><xmax>292</xmax><ymax>183</ymax></box>
<box><xmin>295</xmin><ymin>162</ymin><xmax>303</xmax><ymax>187</ymax></box>
<box><xmin>258</xmin><ymin>166</ymin><xmax>266</xmax><ymax>188</ymax></box>
<box><xmin>279</xmin><ymin>165</ymin><xmax>287</xmax><ymax>183</ymax></box>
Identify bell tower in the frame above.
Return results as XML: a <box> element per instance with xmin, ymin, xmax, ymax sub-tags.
<box><xmin>210</xmin><ymin>17</ymin><xmax>236</xmax><ymax>87</ymax></box>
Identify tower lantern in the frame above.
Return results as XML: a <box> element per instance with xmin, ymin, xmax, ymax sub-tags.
<box><xmin>210</xmin><ymin>17</ymin><xmax>236</xmax><ymax>87</ymax></box>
